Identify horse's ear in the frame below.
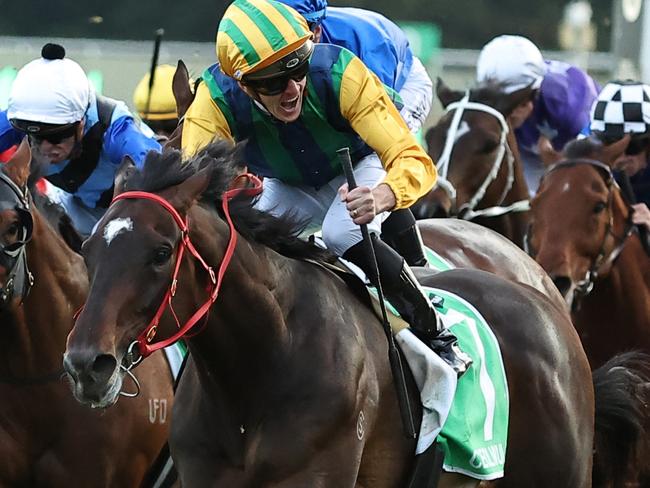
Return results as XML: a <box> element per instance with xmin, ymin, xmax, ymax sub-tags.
<box><xmin>113</xmin><ymin>155</ymin><xmax>137</xmax><ymax>197</ymax></box>
<box><xmin>4</xmin><ymin>138</ymin><xmax>31</xmax><ymax>188</ymax></box>
<box><xmin>538</xmin><ymin>136</ymin><xmax>562</xmax><ymax>167</ymax></box>
<box><xmin>172</xmin><ymin>60</ymin><xmax>194</xmax><ymax>120</ymax></box>
<box><xmin>171</xmin><ymin>166</ymin><xmax>212</xmax><ymax>212</ymax></box>
<box><xmin>436</xmin><ymin>77</ymin><xmax>463</xmax><ymax>108</ymax></box>
<box><xmin>600</xmin><ymin>134</ymin><xmax>631</xmax><ymax>167</ymax></box>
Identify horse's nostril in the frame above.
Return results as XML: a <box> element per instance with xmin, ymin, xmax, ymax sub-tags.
<box><xmin>552</xmin><ymin>276</ymin><xmax>572</xmax><ymax>297</ymax></box>
<box><xmin>91</xmin><ymin>354</ymin><xmax>117</xmax><ymax>384</ymax></box>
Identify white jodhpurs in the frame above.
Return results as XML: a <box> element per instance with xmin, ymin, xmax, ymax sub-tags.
<box><xmin>43</xmin><ymin>181</ymin><xmax>106</xmax><ymax>237</ymax></box>
<box><xmin>399</xmin><ymin>57</ymin><xmax>434</xmax><ymax>133</ymax></box>
<box><xmin>255</xmin><ymin>153</ymin><xmax>390</xmax><ymax>257</ymax></box>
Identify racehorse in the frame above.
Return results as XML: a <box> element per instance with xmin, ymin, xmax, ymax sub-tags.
<box><xmin>412</xmin><ymin>79</ymin><xmax>531</xmax><ymax>249</ymax></box>
<box><xmin>527</xmin><ymin>136</ymin><xmax>650</xmax><ymax>369</ymax></box>
<box><xmin>0</xmin><ymin>141</ymin><xmax>175</xmax><ymax>487</ymax></box>
<box><xmin>63</xmin><ymin>141</ymin><xmax>648</xmax><ymax>487</ymax></box>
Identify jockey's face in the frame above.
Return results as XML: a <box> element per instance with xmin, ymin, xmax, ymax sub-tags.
<box><xmin>613</xmin><ymin>137</ymin><xmax>649</xmax><ymax>177</ymax></box>
<box><xmin>29</xmin><ymin>122</ymin><xmax>84</xmax><ymax>164</ymax></box>
<box><xmin>242</xmin><ymin>76</ymin><xmax>307</xmax><ymax>123</ymax></box>
<box><xmin>508</xmin><ymin>99</ymin><xmax>534</xmax><ymax>129</ymax></box>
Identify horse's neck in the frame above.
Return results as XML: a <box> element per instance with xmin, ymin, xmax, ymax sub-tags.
<box><xmin>0</xmin><ymin>211</ymin><xmax>87</xmax><ymax>376</ymax></box>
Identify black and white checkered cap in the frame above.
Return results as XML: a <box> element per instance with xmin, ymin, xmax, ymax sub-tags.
<box><xmin>590</xmin><ymin>80</ymin><xmax>650</xmax><ymax>138</ymax></box>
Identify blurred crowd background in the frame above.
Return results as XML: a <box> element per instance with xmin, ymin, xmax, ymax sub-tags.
<box><xmin>0</xmin><ymin>0</ymin><xmax>647</xmax><ymax>128</ymax></box>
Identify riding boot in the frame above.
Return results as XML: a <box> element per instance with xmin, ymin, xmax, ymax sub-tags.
<box><xmin>343</xmin><ymin>235</ymin><xmax>472</xmax><ymax>377</ymax></box>
<box><xmin>382</xmin><ymin>209</ymin><xmax>429</xmax><ymax>267</ymax></box>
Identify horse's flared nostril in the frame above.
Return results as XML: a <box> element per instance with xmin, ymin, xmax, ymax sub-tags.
<box><xmin>91</xmin><ymin>354</ymin><xmax>118</xmax><ymax>384</ymax></box>
<box><xmin>551</xmin><ymin>275</ymin><xmax>573</xmax><ymax>298</ymax></box>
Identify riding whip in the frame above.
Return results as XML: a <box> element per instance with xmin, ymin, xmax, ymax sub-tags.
<box><xmin>336</xmin><ymin>147</ymin><xmax>416</xmax><ymax>439</ymax></box>
<box><xmin>144</xmin><ymin>28</ymin><xmax>165</xmax><ymax>121</ymax></box>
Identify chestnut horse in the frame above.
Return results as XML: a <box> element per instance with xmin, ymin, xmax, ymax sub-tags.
<box><xmin>0</xmin><ymin>142</ymin><xmax>174</xmax><ymax>487</ymax></box>
<box><xmin>412</xmin><ymin>79</ymin><xmax>531</xmax><ymax>249</ymax></box>
<box><xmin>63</xmin><ymin>142</ymin><xmax>647</xmax><ymax>487</ymax></box>
<box><xmin>527</xmin><ymin>136</ymin><xmax>650</xmax><ymax>368</ymax></box>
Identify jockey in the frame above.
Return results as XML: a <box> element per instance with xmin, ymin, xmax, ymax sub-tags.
<box><xmin>276</xmin><ymin>0</ymin><xmax>432</xmax><ymax>134</ymax></box>
<box><xmin>275</xmin><ymin>0</ymin><xmax>434</xmax><ymax>267</ymax></box>
<box><xmin>133</xmin><ymin>64</ymin><xmax>180</xmax><ymax>140</ymax></box>
<box><xmin>477</xmin><ymin>34</ymin><xmax>599</xmax><ymax>195</ymax></box>
<box><xmin>182</xmin><ymin>0</ymin><xmax>471</xmax><ymax>375</ymax></box>
<box><xmin>0</xmin><ymin>43</ymin><xmax>160</xmax><ymax>236</ymax></box>
<box><xmin>588</xmin><ymin>80</ymin><xmax>650</xmax><ymax>231</ymax></box>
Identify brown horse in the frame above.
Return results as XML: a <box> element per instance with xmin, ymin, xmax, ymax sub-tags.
<box><xmin>62</xmin><ymin>142</ymin><xmax>648</xmax><ymax>487</ymax></box>
<box><xmin>527</xmin><ymin>136</ymin><xmax>650</xmax><ymax>368</ymax></box>
<box><xmin>412</xmin><ymin>79</ymin><xmax>531</xmax><ymax>249</ymax></box>
<box><xmin>0</xmin><ymin>142</ymin><xmax>174</xmax><ymax>487</ymax></box>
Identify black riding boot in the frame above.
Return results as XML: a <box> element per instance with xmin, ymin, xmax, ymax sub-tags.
<box><xmin>343</xmin><ymin>235</ymin><xmax>472</xmax><ymax>376</ymax></box>
<box><xmin>382</xmin><ymin>209</ymin><xmax>429</xmax><ymax>267</ymax></box>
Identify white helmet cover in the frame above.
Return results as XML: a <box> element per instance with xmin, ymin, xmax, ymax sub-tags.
<box><xmin>477</xmin><ymin>35</ymin><xmax>548</xmax><ymax>94</ymax></box>
<box><xmin>8</xmin><ymin>47</ymin><xmax>91</xmax><ymax>125</ymax></box>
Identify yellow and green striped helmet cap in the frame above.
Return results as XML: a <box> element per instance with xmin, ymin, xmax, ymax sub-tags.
<box><xmin>217</xmin><ymin>0</ymin><xmax>312</xmax><ymax>80</ymax></box>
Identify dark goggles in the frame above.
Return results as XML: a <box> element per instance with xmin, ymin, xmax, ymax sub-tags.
<box><xmin>10</xmin><ymin>119</ymin><xmax>79</xmax><ymax>145</ymax></box>
<box><xmin>600</xmin><ymin>134</ymin><xmax>650</xmax><ymax>156</ymax></box>
<box><xmin>243</xmin><ymin>61</ymin><xmax>310</xmax><ymax>96</ymax></box>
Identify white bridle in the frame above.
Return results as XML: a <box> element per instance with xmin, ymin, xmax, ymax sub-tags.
<box><xmin>435</xmin><ymin>92</ymin><xmax>530</xmax><ymax>220</ymax></box>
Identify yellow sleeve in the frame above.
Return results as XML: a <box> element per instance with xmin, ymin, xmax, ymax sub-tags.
<box><xmin>338</xmin><ymin>56</ymin><xmax>436</xmax><ymax>209</ymax></box>
<box><xmin>181</xmin><ymin>81</ymin><xmax>234</xmax><ymax>156</ymax></box>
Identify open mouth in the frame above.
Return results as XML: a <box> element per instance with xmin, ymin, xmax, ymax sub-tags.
<box><xmin>280</xmin><ymin>96</ymin><xmax>299</xmax><ymax>112</ymax></box>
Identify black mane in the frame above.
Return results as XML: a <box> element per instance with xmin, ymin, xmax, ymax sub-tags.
<box><xmin>469</xmin><ymin>80</ymin><xmax>512</xmax><ymax>106</ymax></box>
<box><xmin>123</xmin><ymin>141</ymin><xmax>335</xmax><ymax>263</ymax></box>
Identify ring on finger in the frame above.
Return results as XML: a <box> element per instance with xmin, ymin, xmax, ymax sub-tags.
<box><xmin>351</xmin><ymin>209</ymin><xmax>358</xmax><ymax>217</ymax></box>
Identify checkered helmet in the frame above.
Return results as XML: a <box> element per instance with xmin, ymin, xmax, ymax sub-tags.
<box><xmin>590</xmin><ymin>80</ymin><xmax>650</xmax><ymax>139</ymax></box>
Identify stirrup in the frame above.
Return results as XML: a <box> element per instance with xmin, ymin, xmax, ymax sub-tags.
<box><xmin>429</xmin><ymin>329</ymin><xmax>473</xmax><ymax>378</ymax></box>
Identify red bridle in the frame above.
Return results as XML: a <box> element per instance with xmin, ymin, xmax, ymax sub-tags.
<box><xmin>102</xmin><ymin>173</ymin><xmax>262</xmax><ymax>361</ymax></box>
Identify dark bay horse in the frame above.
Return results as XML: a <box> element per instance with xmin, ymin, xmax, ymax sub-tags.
<box><xmin>62</xmin><ymin>142</ymin><xmax>646</xmax><ymax>487</ymax></box>
<box><xmin>412</xmin><ymin>79</ymin><xmax>531</xmax><ymax>248</ymax></box>
<box><xmin>0</xmin><ymin>142</ymin><xmax>174</xmax><ymax>487</ymax></box>
<box><xmin>527</xmin><ymin>136</ymin><xmax>650</xmax><ymax>368</ymax></box>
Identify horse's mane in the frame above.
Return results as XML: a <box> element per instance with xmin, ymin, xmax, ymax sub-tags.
<box><xmin>469</xmin><ymin>80</ymin><xmax>512</xmax><ymax>106</ymax></box>
<box><xmin>123</xmin><ymin>141</ymin><xmax>335</xmax><ymax>263</ymax></box>
<box><xmin>563</xmin><ymin>136</ymin><xmax>604</xmax><ymax>159</ymax></box>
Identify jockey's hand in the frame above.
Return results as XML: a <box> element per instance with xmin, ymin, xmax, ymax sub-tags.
<box><xmin>632</xmin><ymin>203</ymin><xmax>650</xmax><ymax>230</ymax></box>
<box><xmin>339</xmin><ymin>183</ymin><xmax>396</xmax><ymax>225</ymax></box>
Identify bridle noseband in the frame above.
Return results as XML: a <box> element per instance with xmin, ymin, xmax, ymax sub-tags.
<box><xmin>435</xmin><ymin>92</ymin><xmax>530</xmax><ymax>220</ymax></box>
<box><xmin>525</xmin><ymin>158</ymin><xmax>635</xmax><ymax>308</ymax></box>
<box><xmin>0</xmin><ymin>172</ymin><xmax>34</xmax><ymax>305</ymax></box>
<box><xmin>104</xmin><ymin>174</ymin><xmax>263</xmax><ymax>370</ymax></box>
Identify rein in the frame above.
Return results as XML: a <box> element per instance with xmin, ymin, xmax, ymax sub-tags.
<box><xmin>526</xmin><ymin>158</ymin><xmax>635</xmax><ymax>307</ymax></box>
<box><xmin>435</xmin><ymin>92</ymin><xmax>529</xmax><ymax>220</ymax></box>
<box><xmin>111</xmin><ymin>174</ymin><xmax>263</xmax><ymax>368</ymax></box>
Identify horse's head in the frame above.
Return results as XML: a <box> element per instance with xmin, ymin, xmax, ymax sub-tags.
<box><xmin>527</xmin><ymin>136</ymin><xmax>632</xmax><ymax>309</ymax></box>
<box><xmin>413</xmin><ymin>78</ymin><xmax>531</xmax><ymax>220</ymax></box>
<box><xmin>63</xmin><ymin>143</ymin><xmax>242</xmax><ymax>408</ymax></box>
<box><xmin>0</xmin><ymin>140</ymin><xmax>34</xmax><ymax>306</ymax></box>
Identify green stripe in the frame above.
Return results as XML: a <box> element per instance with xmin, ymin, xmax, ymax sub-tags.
<box><xmin>273</xmin><ymin>1</ymin><xmax>308</xmax><ymax>38</ymax></box>
<box><xmin>330</xmin><ymin>48</ymin><xmax>355</xmax><ymax>103</ymax></box>
<box><xmin>236</xmin><ymin>1</ymin><xmax>288</xmax><ymax>52</ymax></box>
<box><xmin>250</xmin><ymin>106</ymin><xmax>302</xmax><ymax>182</ymax></box>
<box><xmin>220</xmin><ymin>19</ymin><xmax>260</xmax><ymax>67</ymax></box>
<box><xmin>304</xmin><ymin>83</ymin><xmax>356</xmax><ymax>173</ymax></box>
<box><xmin>202</xmin><ymin>68</ymin><xmax>238</xmax><ymax>138</ymax></box>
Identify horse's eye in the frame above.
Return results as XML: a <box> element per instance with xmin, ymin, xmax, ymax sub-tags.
<box><xmin>479</xmin><ymin>138</ymin><xmax>499</xmax><ymax>154</ymax></box>
<box><xmin>6</xmin><ymin>222</ymin><xmax>19</xmax><ymax>237</ymax></box>
<box><xmin>593</xmin><ymin>202</ymin><xmax>607</xmax><ymax>214</ymax></box>
<box><xmin>152</xmin><ymin>246</ymin><xmax>172</xmax><ymax>266</ymax></box>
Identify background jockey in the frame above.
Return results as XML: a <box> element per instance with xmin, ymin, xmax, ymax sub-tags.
<box><xmin>587</xmin><ymin>80</ymin><xmax>650</xmax><ymax>232</ymax></box>
<box><xmin>476</xmin><ymin>34</ymin><xmax>599</xmax><ymax>195</ymax></box>
<box><xmin>182</xmin><ymin>0</ymin><xmax>471</xmax><ymax>375</ymax></box>
<box><xmin>275</xmin><ymin>0</ymin><xmax>435</xmax><ymax>267</ymax></box>
<box><xmin>276</xmin><ymin>0</ymin><xmax>433</xmax><ymax>135</ymax></box>
<box><xmin>0</xmin><ymin>43</ymin><xmax>160</xmax><ymax>236</ymax></box>
<box><xmin>133</xmin><ymin>64</ymin><xmax>181</xmax><ymax>140</ymax></box>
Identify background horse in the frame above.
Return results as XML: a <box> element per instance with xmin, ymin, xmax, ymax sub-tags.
<box><xmin>63</xmin><ymin>142</ymin><xmax>647</xmax><ymax>487</ymax></box>
<box><xmin>0</xmin><ymin>142</ymin><xmax>175</xmax><ymax>487</ymax></box>
<box><xmin>412</xmin><ymin>79</ymin><xmax>531</xmax><ymax>249</ymax></box>
<box><xmin>527</xmin><ymin>136</ymin><xmax>650</xmax><ymax>368</ymax></box>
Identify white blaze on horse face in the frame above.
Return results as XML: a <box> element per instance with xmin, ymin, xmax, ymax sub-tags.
<box><xmin>103</xmin><ymin>218</ymin><xmax>134</xmax><ymax>246</ymax></box>
<box><xmin>562</xmin><ymin>182</ymin><xmax>571</xmax><ymax>193</ymax></box>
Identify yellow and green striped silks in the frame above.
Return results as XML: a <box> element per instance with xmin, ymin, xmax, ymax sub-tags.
<box><xmin>217</xmin><ymin>0</ymin><xmax>312</xmax><ymax>80</ymax></box>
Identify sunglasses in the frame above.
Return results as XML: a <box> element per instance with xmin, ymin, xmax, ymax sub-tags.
<box><xmin>243</xmin><ymin>62</ymin><xmax>310</xmax><ymax>96</ymax></box>
<box><xmin>28</xmin><ymin>123</ymin><xmax>79</xmax><ymax>145</ymax></box>
<box><xmin>625</xmin><ymin>137</ymin><xmax>649</xmax><ymax>156</ymax></box>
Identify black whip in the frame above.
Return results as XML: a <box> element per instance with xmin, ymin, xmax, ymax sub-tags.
<box><xmin>144</xmin><ymin>28</ymin><xmax>165</xmax><ymax>120</ymax></box>
<box><xmin>336</xmin><ymin>147</ymin><xmax>416</xmax><ymax>439</ymax></box>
